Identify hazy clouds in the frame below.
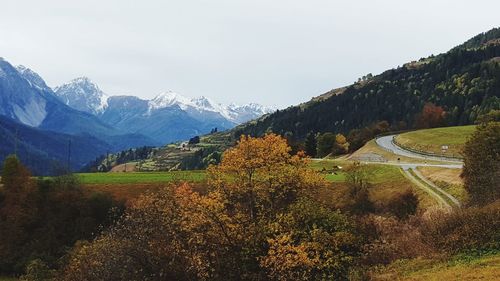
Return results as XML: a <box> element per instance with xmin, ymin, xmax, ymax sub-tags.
<box><xmin>0</xmin><ymin>0</ymin><xmax>499</xmax><ymax>106</ymax></box>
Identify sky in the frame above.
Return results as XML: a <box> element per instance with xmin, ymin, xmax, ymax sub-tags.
<box><xmin>0</xmin><ymin>0</ymin><xmax>499</xmax><ymax>107</ymax></box>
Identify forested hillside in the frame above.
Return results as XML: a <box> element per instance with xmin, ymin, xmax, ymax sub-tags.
<box><xmin>0</xmin><ymin>116</ymin><xmax>111</xmax><ymax>175</ymax></box>
<box><xmin>233</xmin><ymin>28</ymin><xmax>500</xmax><ymax>140</ymax></box>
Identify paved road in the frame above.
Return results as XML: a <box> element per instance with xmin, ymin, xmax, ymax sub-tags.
<box><xmin>375</xmin><ymin>162</ymin><xmax>463</xmax><ymax>170</ymax></box>
<box><xmin>373</xmin><ymin>135</ymin><xmax>462</xmax><ymax>208</ymax></box>
<box><xmin>376</xmin><ymin>135</ymin><xmax>463</xmax><ymax>164</ymax></box>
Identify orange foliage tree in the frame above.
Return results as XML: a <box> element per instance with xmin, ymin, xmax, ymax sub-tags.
<box><xmin>415</xmin><ymin>103</ymin><xmax>446</xmax><ymax>129</ymax></box>
<box><xmin>208</xmin><ymin>134</ymin><xmax>325</xmax><ymax>220</ymax></box>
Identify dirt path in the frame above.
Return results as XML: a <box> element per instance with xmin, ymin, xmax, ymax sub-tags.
<box><xmin>402</xmin><ymin>168</ymin><xmax>453</xmax><ymax>210</ymax></box>
<box><xmin>412</xmin><ymin>168</ymin><xmax>461</xmax><ymax>207</ymax></box>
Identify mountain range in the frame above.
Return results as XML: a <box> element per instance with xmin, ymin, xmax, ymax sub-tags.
<box><xmin>0</xmin><ymin>58</ymin><xmax>274</xmax><ymax>174</ymax></box>
<box><xmin>53</xmin><ymin>77</ymin><xmax>274</xmax><ymax>143</ymax></box>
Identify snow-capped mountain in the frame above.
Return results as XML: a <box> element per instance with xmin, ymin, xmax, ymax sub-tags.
<box><xmin>54</xmin><ymin>80</ymin><xmax>276</xmax><ymax>143</ymax></box>
<box><xmin>0</xmin><ymin>58</ymin><xmax>157</xmax><ymax>159</ymax></box>
<box><xmin>225</xmin><ymin>103</ymin><xmax>276</xmax><ymax>124</ymax></box>
<box><xmin>15</xmin><ymin>65</ymin><xmax>52</xmax><ymax>93</ymax></box>
<box><xmin>147</xmin><ymin>91</ymin><xmax>275</xmax><ymax>124</ymax></box>
<box><xmin>0</xmin><ymin>58</ymin><xmax>50</xmax><ymax>127</ymax></box>
<box><xmin>0</xmin><ymin>57</ymin><xmax>273</xmax><ymax>173</ymax></box>
<box><xmin>54</xmin><ymin>77</ymin><xmax>108</xmax><ymax>115</ymax></box>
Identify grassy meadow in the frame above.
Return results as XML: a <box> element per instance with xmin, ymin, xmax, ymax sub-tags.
<box><xmin>78</xmin><ymin>160</ymin><xmax>433</xmax><ymax>209</ymax></box>
<box><xmin>76</xmin><ymin>170</ymin><xmax>207</xmax><ymax>185</ymax></box>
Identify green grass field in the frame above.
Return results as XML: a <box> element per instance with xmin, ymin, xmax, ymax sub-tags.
<box><xmin>394</xmin><ymin>125</ymin><xmax>476</xmax><ymax>158</ymax></box>
<box><xmin>76</xmin><ymin>171</ymin><xmax>207</xmax><ymax>184</ymax></box>
<box><xmin>80</xmin><ymin>161</ymin><xmax>349</xmax><ymax>185</ymax></box>
<box><xmin>78</xmin><ymin>161</ymin><xmax>436</xmax><ymax>209</ymax></box>
<box><xmin>310</xmin><ymin>159</ymin><xmax>346</xmax><ymax>182</ymax></box>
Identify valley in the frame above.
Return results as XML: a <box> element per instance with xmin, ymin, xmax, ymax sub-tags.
<box><xmin>0</xmin><ymin>26</ymin><xmax>499</xmax><ymax>280</ymax></box>
<box><xmin>80</xmin><ymin>126</ymin><xmax>470</xmax><ymax>212</ymax></box>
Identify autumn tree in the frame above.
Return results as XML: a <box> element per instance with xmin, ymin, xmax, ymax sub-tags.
<box><xmin>206</xmin><ymin>134</ymin><xmax>328</xmax><ymax>278</ymax></box>
<box><xmin>208</xmin><ymin>134</ymin><xmax>325</xmax><ymax>220</ymax></box>
<box><xmin>461</xmin><ymin>121</ymin><xmax>500</xmax><ymax>205</ymax></box>
<box><xmin>331</xmin><ymin>133</ymin><xmax>350</xmax><ymax>155</ymax></box>
<box><xmin>260</xmin><ymin>199</ymin><xmax>362</xmax><ymax>281</ymax></box>
<box><xmin>62</xmin><ymin>134</ymin><xmax>364</xmax><ymax>280</ymax></box>
<box><xmin>415</xmin><ymin>103</ymin><xmax>446</xmax><ymax>129</ymax></box>
<box><xmin>1</xmin><ymin>154</ymin><xmax>32</xmax><ymax>191</ymax></box>
<box><xmin>343</xmin><ymin>162</ymin><xmax>374</xmax><ymax>214</ymax></box>
<box><xmin>62</xmin><ymin>185</ymin><xmax>197</xmax><ymax>281</ymax></box>
<box><xmin>0</xmin><ymin>155</ymin><xmax>38</xmax><ymax>273</ymax></box>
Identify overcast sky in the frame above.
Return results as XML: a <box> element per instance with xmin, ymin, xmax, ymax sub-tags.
<box><xmin>0</xmin><ymin>0</ymin><xmax>498</xmax><ymax>107</ymax></box>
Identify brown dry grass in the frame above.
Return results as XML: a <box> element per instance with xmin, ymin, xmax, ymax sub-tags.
<box><xmin>417</xmin><ymin>167</ymin><xmax>463</xmax><ymax>185</ymax></box>
<box><xmin>110</xmin><ymin>162</ymin><xmax>138</xmax><ymax>172</ymax></box>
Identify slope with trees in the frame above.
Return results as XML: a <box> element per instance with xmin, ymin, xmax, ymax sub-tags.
<box><xmin>232</xmin><ymin>28</ymin><xmax>500</xmax><ymax>143</ymax></box>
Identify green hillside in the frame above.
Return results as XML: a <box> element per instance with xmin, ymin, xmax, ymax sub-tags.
<box><xmin>232</xmin><ymin>28</ymin><xmax>500</xmax><ymax>141</ymax></box>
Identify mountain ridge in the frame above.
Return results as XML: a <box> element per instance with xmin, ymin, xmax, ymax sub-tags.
<box><xmin>231</xmin><ymin>27</ymin><xmax>500</xmax><ymax>141</ymax></box>
<box><xmin>53</xmin><ymin>78</ymin><xmax>275</xmax><ymax>143</ymax></box>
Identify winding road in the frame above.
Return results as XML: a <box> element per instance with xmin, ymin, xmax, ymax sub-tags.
<box><xmin>375</xmin><ymin>135</ymin><xmax>463</xmax><ymax>165</ymax></box>
<box><xmin>371</xmin><ymin>135</ymin><xmax>463</xmax><ymax>209</ymax></box>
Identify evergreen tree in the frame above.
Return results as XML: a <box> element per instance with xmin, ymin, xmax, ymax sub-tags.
<box><xmin>1</xmin><ymin>154</ymin><xmax>31</xmax><ymax>190</ymax></box>
<box><xmin>461</xmin><ymin>121</ymin><xmax>500</xmax><ymax>205</ymax></box>
<box><xmin>316</xmin><ymin>133</ymin><xmax>336</xmax><ymax>158</ymax></box>
<box><xmin>304</xmin><ymin>132</ymin><xmax>317</xmax><ymax>157</ymax></box>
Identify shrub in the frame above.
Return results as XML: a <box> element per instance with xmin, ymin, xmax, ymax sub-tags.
<box><xmin>360</xmin><ymin>215</ymin><xmax>433</xmax><ymax>265</ymax></box>
<box><xmin>421</xmin><ymin>204</ymin><xmax>500</xmax><ymax>254</ymax></box>
<box><xmin>385</xmin><ymin>190</ymin><xmax>419</xmax><ymax>220</ymax></box>
<box><xmin>20</xmin><ymin>259</ymin><xmax>53</xmax><ymax>281</ymax></box>
<box><xmin>461</xmin><ymin>121</ymin><xmax>500</xmax><ymax>205</ymax></box>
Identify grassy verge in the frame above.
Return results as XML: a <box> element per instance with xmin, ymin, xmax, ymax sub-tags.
<box><xmin>417</xmin><ymin>166</ymin><xmax>467</xmax><ymax>202</ymax></box>
<box><xmin>349</xmin><ymin>140</ymin><xmax>445</xmax><ymax>164</ymax></box>
<box><xmin>394</xmin><ymin>125</ymin><xmax>475</xmax><ymax>158</ymax></box>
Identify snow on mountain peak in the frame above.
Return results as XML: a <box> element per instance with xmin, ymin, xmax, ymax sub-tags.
<box><xmin>15</xmin><ymin>65</ymin><xmax>51</xmax><ymax>92</ymax></box>
<box><xmin>54</xmin><ymin>77</ymin><xmax>109</xmax><ymax>114</ymax></box>
<box><xmin>147</xmin><ymin>91</ymin><xmax>274</xmax><ymax>123</ymax></box>
<box><xmin>149</xmin><ymin>91</ymin><xmax>192</xmax><ymax>111</ymax></box>
<box><xmin>52</xmin><ymin>76</ymin><xmax>274</xmax><ymax>125</ymax></box>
